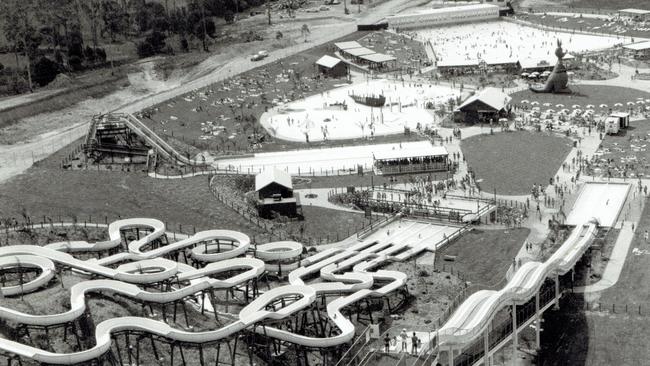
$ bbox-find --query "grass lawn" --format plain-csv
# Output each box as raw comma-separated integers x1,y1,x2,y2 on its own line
434,227,531,285
588,119,650,179
510,85,650,110
0,143,264,237
461,131,573,195
285,205,378,245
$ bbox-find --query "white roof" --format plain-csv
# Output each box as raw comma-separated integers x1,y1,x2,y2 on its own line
316,55,342,68
437,59,479,68
343,47,376,57
334,41,362,50
373,142,448,161
458,87,511,111
389,3,499,19
623,41,650,51
619,8,650,15
255,168,292,191
519,54,575,69
360,53,396,63
610,112,630,118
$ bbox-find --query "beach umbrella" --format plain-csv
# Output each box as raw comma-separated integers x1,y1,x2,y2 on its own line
556,104,565,108
627,101,636,106
531,101,539,105
572,104,581,108
614,103,623,107
586,104,594,109
521,99,530,104
599,104,608,108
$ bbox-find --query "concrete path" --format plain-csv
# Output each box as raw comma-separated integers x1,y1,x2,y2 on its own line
574,221,636,293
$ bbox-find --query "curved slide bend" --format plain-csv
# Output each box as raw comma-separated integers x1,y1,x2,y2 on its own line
437,221,597,348
0,217,437,363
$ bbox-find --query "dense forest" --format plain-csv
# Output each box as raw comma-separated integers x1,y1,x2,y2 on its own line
0,0,281,96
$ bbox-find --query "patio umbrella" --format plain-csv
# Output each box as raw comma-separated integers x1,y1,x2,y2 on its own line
532,106,541,111
531,101,539,105
546,109,555,113
556,104,565,108
599,104,608,108
521,73,529,77
586,104,594,109
614,103,623,107
637,100,645,104
627,101,636,106
528,74,537,79
543,102,551,107
521,99,530,104
572,104,581,108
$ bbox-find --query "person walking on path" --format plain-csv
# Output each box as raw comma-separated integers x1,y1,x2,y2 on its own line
411,332,419,355
400,329,408,352
384,334,391,353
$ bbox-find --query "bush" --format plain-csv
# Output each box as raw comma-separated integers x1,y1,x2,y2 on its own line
84,46,97,64
68,55,83,71
137,31,167,58
95,48,107,63
32,56,61,87
179,38,189,52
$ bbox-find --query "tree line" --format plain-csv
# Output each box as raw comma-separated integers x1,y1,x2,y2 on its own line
0,0,273,95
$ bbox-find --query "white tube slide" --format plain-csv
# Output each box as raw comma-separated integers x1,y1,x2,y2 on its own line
0,217,450,363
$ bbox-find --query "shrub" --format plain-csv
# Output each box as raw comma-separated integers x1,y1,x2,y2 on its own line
68,55,83,71
32,56,61,87
95,48,107,63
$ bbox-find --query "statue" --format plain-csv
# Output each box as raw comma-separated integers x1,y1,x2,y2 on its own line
530,39,571,94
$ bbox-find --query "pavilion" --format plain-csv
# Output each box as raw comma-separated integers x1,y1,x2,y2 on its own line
454,87,511,124
373,143,449,175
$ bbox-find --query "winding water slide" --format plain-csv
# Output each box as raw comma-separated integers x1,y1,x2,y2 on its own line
0,216,437,364
437,221,597,349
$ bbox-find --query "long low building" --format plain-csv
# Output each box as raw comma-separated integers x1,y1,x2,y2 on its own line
373,143,449,175
386,4,500,30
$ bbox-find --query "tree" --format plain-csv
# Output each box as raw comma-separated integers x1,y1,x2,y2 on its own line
193,18,216,52
101,0,128,42
36,0,77,50
1,0,41,92
32,56,61,86
81,0,102,48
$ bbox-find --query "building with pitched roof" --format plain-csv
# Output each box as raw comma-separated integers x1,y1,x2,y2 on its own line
455,88,511,124
255,169,300,218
